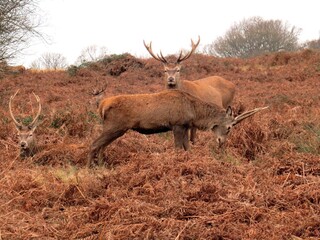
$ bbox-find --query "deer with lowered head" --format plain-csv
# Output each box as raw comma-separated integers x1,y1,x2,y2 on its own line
143,36,236,144
88,89,267,167
9,90,42,158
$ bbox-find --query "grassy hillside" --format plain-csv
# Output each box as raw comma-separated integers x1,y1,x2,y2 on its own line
0,50,319,239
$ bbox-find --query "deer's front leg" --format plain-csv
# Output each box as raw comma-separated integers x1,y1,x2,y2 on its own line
173,126,189,151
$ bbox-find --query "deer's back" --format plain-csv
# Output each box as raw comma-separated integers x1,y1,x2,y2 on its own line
181,76,235,108
99,91,196,128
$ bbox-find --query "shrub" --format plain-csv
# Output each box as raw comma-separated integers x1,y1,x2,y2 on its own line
207,17,301,58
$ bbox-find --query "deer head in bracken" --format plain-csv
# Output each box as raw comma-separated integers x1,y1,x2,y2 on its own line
9,90,42,158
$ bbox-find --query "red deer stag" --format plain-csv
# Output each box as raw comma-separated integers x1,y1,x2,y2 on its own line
88,90,267,166
143,37,236,144
9,90,42,158
90,80,107,108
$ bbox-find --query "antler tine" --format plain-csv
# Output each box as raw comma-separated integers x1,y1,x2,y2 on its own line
234,106,269,124
101,83,107,92
29,92,42,127
177,51,183,62
158,51,168,64
91,81,107,96
97,84,107,95
9,89,22,128
177,36,201,63
143,40,168,64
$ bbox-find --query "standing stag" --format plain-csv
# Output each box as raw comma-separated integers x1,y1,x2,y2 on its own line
9,90,42,158
143,36,236,144
88,90,267,166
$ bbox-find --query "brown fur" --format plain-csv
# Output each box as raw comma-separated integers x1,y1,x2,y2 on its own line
163,63,236,144
178,76,236,108
9,90,41,159
144,38,236,145
88,90,228,167
16,125,38,158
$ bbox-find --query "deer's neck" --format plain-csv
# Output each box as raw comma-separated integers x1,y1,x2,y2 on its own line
192,101,225,130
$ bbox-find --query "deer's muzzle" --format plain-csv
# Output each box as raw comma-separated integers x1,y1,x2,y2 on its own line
20,141,27,149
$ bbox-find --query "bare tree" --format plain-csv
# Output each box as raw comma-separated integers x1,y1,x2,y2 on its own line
202,44,217,56
31,52,67,70
29,59,42,70
207,17,301,58
76,45,109,65
0,0,43,62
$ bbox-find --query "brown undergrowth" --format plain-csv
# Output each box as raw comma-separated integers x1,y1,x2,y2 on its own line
0,50,319,239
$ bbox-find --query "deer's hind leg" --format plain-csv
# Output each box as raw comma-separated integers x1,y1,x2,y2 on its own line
88,129,126,167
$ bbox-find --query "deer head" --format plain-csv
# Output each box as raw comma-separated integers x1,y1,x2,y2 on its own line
144,36,200,89
90,80,107,107
212,106,269,147
9,89,42,158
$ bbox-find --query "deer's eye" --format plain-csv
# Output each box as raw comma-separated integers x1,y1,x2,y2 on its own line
29,134,33,137
176,69,180,73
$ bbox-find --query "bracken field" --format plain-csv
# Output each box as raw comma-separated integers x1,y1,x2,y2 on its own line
0,50,320,240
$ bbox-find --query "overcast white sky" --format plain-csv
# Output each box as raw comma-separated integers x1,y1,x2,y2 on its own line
17,0,320,66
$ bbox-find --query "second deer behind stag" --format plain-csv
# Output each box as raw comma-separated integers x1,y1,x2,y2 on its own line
90,79,107,108
143,36,236,143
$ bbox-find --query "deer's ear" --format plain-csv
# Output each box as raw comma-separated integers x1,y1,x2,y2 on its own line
226,106,233,117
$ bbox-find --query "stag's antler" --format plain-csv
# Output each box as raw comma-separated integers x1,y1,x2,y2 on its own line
9,90,42,129
143,40,168,64
176,36,200,63
9,89,22,129
29,92,42,128
233,106,269,125
91,84,107,96
144,36,200,64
